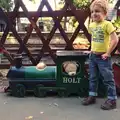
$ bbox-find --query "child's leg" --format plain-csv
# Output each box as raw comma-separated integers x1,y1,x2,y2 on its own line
82,53,99,105
97,57,117,110
97,57,117,100
89,54,99,97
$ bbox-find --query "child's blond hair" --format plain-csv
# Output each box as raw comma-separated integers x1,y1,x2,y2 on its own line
90,0,109,14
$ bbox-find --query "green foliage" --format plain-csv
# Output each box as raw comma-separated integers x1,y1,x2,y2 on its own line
59,0,114,9
112,17,120,30
59,0,90,9
0,0,13,12
72,0,90,9
0,0,35,12
72,0,113,9
108,0,113,4
59,0,64,5
29,0,36,4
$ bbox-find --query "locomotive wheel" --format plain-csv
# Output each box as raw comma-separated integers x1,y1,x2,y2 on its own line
58,89,69,97
12,84,26,97
34,84,46,97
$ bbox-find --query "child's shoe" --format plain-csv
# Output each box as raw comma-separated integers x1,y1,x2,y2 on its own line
82,96,96,105
101,99,116,110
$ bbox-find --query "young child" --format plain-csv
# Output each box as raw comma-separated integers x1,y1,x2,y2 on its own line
82,0,119,110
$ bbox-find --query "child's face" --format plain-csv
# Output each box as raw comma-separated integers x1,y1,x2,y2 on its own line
91,5,106,22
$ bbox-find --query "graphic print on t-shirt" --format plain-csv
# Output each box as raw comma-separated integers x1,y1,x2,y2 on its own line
92,26,104,43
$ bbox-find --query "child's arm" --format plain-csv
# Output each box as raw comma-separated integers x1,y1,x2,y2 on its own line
102,32,119,60
107,32,119,55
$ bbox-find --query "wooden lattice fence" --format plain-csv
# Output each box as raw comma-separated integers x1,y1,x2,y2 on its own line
0,0,119,68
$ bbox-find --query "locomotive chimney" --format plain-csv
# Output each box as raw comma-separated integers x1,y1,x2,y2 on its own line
14,54,22,69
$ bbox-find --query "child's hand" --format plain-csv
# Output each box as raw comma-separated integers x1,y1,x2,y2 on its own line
101,53,110,60
83,51,91,54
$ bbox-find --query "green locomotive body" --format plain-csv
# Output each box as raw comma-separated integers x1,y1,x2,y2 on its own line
5,51,106,97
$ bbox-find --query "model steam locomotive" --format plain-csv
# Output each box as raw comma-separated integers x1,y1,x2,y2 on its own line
5,51,108,97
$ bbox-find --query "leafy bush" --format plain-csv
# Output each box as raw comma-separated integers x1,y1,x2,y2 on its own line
112,17,120,30
72,0,90,9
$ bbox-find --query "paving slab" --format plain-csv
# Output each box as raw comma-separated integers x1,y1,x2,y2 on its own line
0,93,120,120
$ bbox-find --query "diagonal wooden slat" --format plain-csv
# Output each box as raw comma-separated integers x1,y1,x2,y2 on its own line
37,0,73,63
0,7,10,45
18,0,45,54
0,1,37,65
1,0,20,45
44,0,70,44
0,8,14,64
67,24,81,49
12,0,50,65
65,0,91,43
36,0,69,63
19,0,46,44
0,26,9,45
46,4,68,43
12,1,37,65
9,24,37,65
0,2,21,64
18,0,52,64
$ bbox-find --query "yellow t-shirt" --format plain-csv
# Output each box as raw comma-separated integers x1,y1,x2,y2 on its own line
88,20,116,52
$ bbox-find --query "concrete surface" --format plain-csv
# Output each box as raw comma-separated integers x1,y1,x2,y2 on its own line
0,93,120,120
